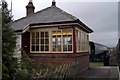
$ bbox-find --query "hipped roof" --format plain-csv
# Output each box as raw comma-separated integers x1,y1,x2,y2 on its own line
11,5,93,33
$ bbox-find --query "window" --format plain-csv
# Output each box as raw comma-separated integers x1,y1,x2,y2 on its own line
76,29,89,52
52,31,62,52
31,28,73,53
31,31,49,52
63,30,72,51
52,29,72,52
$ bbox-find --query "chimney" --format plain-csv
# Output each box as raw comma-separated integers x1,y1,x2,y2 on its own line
52,0,56,6
26,0,35,16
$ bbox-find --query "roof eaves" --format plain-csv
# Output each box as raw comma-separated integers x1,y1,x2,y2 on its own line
76,19,93,33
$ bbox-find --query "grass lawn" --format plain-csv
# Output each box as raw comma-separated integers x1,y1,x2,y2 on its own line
89,62,104,67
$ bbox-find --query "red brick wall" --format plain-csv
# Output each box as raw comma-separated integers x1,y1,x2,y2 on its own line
29,53,89,72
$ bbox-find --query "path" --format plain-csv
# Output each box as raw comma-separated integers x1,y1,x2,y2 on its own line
77,66,119,80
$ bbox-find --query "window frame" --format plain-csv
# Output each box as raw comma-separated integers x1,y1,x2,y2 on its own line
76,28,89,52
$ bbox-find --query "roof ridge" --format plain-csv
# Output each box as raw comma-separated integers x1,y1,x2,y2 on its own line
13,6,78,23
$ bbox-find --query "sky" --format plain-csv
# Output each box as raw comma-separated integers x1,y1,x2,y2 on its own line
5,0,119,47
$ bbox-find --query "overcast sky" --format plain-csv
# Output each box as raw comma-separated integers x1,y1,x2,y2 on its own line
6,0,119,47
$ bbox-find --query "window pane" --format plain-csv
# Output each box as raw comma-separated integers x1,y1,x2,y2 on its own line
36,32,39,38
63,37,67,45
45,39,49,44
53,45,56,51
45,32,49,37
52,38,55,44
57,37,61,42
41,45,44,51
45,45,49,51
57,45,61,51
36,39,39,44
41,32,44,38
68,37,72,44
41,39,44,44
63,45,67,51
68,45,72,51
32,45,35,51
32,39,35,44
32,32,35,39
36,46,39,51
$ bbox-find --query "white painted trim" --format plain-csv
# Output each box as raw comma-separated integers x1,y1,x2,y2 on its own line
22,24,30,33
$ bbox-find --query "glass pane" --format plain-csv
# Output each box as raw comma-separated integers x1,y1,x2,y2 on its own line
45,32,49,37
57,37,61,42
45,45,49,51
36,39,39,44
68,45,72,51
32,39,35,44
57,37,61,45
36,32,39,38
41,39,44,44
41,45,44,51
36,46,39,51
63,37,67,45
63,45,67,51
68,37,72,44
57,45,61,51
58,41,61,45
32,45,35,51
53,45,56,51
32,32,35,39
52,38,55,44
41,32,44,38
45,39,49,44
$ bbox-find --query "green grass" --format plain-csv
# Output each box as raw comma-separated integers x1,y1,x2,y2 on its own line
89,62,104,67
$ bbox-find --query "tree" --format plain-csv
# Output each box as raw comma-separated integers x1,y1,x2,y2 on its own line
2,0,18,79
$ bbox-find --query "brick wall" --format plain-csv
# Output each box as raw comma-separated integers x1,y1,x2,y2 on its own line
30,53,89,77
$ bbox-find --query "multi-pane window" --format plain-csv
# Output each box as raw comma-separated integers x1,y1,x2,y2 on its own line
63,30,72,51
52,31,62,52
76,29,88,52
31,29,73,52
31,28,89,52
52,29,72,52
31,31,49,52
